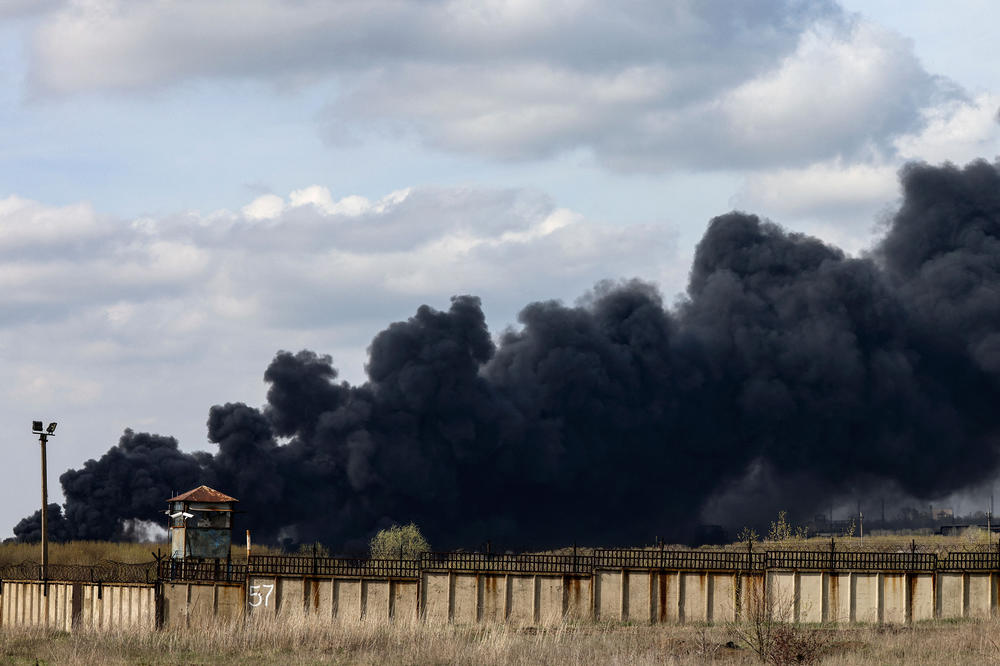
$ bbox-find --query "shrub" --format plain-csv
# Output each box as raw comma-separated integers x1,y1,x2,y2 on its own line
369,523,431,560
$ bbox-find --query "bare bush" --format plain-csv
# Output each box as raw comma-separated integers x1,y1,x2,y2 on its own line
728,575,826,665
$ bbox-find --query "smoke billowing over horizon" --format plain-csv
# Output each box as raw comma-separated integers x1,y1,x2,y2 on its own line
14,159,1000,550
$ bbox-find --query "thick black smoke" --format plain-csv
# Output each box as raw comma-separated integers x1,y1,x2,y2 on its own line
17,160,1000,548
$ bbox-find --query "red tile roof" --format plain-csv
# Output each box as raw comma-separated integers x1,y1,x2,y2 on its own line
167,485,238,503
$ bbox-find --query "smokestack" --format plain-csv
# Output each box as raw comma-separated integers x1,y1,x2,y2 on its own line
14,159,1000,549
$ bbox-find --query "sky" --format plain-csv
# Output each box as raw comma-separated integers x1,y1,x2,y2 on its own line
1,0,998,538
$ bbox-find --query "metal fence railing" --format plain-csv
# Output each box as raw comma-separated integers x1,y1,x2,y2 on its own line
419,552,593,575
157,558,247,583
764,550,937,572
6,546,1000,585
593,549,765,571
936,552,1000,571
249,555,419,579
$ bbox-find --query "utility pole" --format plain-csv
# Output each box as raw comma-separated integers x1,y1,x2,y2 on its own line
32,421,57,582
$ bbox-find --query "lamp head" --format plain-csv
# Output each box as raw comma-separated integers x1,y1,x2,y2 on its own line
46,422,57,434
32,421,43,433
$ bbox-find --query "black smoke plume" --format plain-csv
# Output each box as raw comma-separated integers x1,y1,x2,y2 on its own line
16,160,1000,549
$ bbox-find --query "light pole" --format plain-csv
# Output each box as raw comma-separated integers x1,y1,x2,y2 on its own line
31,421,57,581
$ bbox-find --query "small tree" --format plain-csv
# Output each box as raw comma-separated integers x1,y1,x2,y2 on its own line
369,523,431,560
768,511,793,542
738,526,760,545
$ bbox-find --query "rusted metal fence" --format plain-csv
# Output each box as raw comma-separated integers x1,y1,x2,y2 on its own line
936,551,1000,571
764,550,937,571
6,546,1000,584
249,555,419,578
157,558,246,583
594,549,764,571
420,552,593,575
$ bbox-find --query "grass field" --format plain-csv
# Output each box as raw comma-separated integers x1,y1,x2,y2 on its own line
2,615,1000,665
0,540,288,568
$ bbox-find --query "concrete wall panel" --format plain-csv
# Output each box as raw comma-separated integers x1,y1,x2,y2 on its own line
826,574,850,623
363,580,391,622
276,578,305,618
938,573,964,620
162,583,185,628
967,573,992,619
303,579,331,617
853,574,879,624
658,572,681,623
217,585,245,620
565,576,591,622
478,575,505,623
451,574,477,624
393,581,418,623
334,579,362,622
882,574,907,625
507,575,536,626
681,572,708,623
248,577,278,618
707,574,733,624
626,571,652,624
188,582,216,623
767,572,796,623
797,573,823,624
596,571,621,621
422,573,450,624
909,574,934,623
538,576,564,626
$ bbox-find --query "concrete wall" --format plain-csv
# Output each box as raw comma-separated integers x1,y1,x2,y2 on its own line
419,572,592,625
3,567,1000,631
243,576,418,624
0,581,155,631
162,581,243,628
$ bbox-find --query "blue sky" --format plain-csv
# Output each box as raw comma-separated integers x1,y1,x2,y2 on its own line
1,0,998,537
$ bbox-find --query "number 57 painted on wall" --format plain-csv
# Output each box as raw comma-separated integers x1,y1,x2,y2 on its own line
249,583,275,607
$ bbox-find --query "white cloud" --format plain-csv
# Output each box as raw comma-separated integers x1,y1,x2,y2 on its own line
241,193,284,221
895,93,1000,165
23,0,959,170
0,195,107,249
734,160,898,219
732,159,899,253
0,186,675,335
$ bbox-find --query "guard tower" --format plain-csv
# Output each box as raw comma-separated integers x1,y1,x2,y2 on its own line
166,485,237,559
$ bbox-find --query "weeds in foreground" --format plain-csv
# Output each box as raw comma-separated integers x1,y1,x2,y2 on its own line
5,615,1000,665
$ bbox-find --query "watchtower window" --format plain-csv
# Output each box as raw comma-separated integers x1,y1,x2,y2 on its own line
194,511,230,529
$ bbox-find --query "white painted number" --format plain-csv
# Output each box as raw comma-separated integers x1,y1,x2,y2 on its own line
249,584,275,607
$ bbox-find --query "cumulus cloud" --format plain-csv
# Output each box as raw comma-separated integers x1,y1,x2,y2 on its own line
23,0,960,170
895,93,1000,164
728,90,1000,253
0,186,673,334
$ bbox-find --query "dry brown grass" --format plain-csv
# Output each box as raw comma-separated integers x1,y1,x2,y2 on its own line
3,616,1000,665
0,541,287,568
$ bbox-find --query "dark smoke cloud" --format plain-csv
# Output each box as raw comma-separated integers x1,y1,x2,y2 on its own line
18,159,1000,548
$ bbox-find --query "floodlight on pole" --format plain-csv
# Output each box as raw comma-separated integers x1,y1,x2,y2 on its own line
32,420,55,587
